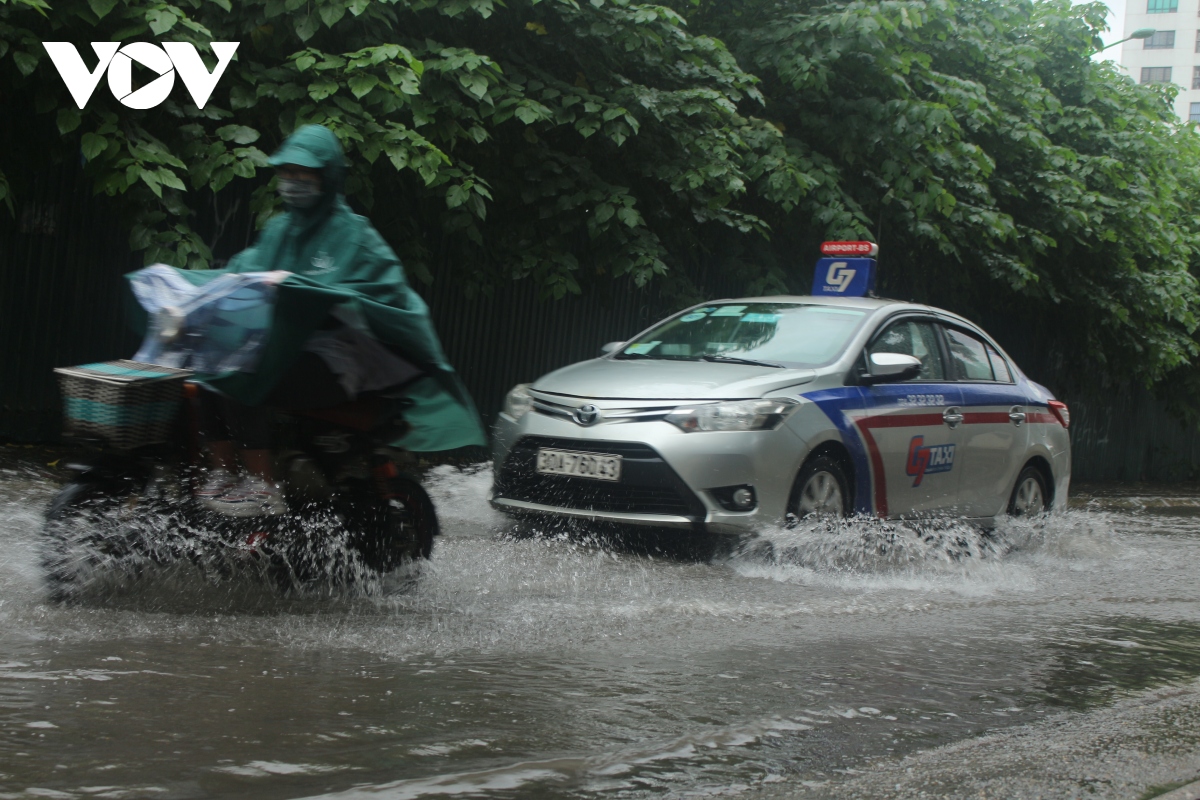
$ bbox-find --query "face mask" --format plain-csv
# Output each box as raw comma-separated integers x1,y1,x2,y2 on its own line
278,178,322,209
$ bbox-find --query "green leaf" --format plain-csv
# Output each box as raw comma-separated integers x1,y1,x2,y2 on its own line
348,74,379,99
235,147,270,167
111,21,150,39
446,183,469,208
157,169,186,191
81,133,108,161
295,54,317,71
12,51,37,77
87,0,119,19
216,125,261,144
308,78,339,100
349,0,369,15
467,192,486,219
514,104,546,124
295,12,320,41
129,225,155,251
319,2,347,27
617,206,639,227
459,74,489,99
146,8,179,35
385,143,409,171
232,158,257,179
57,108,81,135
229,84,257,110
140,170,164,198
594,203,614,224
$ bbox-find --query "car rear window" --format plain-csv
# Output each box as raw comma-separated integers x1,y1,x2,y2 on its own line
986,344,1012,383
617,303,867,368
945,328,995,381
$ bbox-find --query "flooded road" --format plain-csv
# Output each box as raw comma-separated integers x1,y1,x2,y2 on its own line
3,461,1200,799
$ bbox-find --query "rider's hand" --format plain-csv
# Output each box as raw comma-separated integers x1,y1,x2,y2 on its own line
264,270,293,285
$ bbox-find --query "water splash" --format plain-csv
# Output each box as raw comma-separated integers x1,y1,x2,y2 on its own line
725,508,1126,600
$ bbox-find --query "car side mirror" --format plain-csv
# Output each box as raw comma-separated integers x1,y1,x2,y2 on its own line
600,341,625,356
863,352,922,384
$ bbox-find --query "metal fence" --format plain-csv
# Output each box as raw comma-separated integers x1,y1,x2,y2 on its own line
0,166,140,443
5,164,1200,482
0,163,669,446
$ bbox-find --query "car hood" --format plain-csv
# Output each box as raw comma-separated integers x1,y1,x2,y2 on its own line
532,358,818,400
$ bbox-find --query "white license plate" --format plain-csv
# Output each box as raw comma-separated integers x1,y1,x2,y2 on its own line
535,448,622,482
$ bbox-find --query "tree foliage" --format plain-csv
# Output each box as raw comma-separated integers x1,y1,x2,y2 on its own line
680,0,1200,391
0,0,779,296
2,0,1200,399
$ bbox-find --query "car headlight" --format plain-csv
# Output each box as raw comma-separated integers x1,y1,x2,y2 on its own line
503,384,534,421
665,398,798,432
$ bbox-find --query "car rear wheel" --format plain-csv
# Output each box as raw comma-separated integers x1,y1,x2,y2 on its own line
1008,465,1049,517
789,455,851,522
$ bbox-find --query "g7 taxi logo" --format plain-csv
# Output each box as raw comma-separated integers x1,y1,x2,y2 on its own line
906,436,955,487
824,262,857,293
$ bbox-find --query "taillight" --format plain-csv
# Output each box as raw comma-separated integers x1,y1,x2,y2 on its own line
1048,400,1069,429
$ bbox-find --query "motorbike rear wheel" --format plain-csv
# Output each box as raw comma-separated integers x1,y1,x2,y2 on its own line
349,474,439,572
269,473,438,593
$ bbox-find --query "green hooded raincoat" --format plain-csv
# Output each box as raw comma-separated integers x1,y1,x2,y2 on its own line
126,125,486,452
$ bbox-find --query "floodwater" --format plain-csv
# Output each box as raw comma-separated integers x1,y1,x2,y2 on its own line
3,462,1200,799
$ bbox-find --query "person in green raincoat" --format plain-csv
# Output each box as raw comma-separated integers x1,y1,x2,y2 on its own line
141,124,485,516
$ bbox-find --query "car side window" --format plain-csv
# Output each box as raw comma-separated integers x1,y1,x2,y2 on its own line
867,320,946,381
985,344,1012,383
944,327,995,381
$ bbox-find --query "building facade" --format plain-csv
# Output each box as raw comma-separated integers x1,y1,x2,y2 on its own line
1119,0,1200,122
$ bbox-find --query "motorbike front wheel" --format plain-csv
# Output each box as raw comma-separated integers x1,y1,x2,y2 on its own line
42,478,145,601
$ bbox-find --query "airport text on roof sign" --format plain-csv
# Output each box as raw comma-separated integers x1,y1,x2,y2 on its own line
820,241,878,257
812,242,878,298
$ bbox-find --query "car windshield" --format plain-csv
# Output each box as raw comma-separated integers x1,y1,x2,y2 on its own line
614,303,867,368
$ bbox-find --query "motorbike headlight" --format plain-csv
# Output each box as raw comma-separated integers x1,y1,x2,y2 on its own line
665,398,798,432
503,384,534,421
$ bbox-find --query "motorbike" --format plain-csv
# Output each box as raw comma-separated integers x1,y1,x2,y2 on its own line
42,369,439,600
42,272,448,597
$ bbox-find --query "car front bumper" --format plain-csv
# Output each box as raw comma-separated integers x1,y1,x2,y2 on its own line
490,400,807,534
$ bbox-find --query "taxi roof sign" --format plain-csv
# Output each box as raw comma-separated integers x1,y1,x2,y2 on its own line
820,241,878,257
812,257,876,297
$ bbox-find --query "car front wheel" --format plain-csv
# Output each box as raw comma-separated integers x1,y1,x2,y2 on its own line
789,455,851,522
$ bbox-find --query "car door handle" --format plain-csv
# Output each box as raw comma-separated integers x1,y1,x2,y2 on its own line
1009,406,1026,426
943,407,964,428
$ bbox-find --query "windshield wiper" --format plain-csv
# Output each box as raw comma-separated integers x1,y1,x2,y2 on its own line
699,355,786,369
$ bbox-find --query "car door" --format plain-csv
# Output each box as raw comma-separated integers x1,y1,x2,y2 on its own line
941,325,1030,517
857,317,964,517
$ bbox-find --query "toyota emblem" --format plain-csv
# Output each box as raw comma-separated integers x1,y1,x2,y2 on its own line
574,404,600,426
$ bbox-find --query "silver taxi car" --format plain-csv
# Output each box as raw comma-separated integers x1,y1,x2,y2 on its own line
490,295,1071,534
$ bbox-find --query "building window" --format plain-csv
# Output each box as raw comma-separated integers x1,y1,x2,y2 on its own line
1141,66,1173,83
1194,66,1200,88
1191,102,1200,122
1195,30,1200,51
1144,30,1176,47
1148,0,1178,12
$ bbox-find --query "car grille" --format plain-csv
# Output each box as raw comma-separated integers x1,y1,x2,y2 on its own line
531,395,677,425
495,436,704,518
